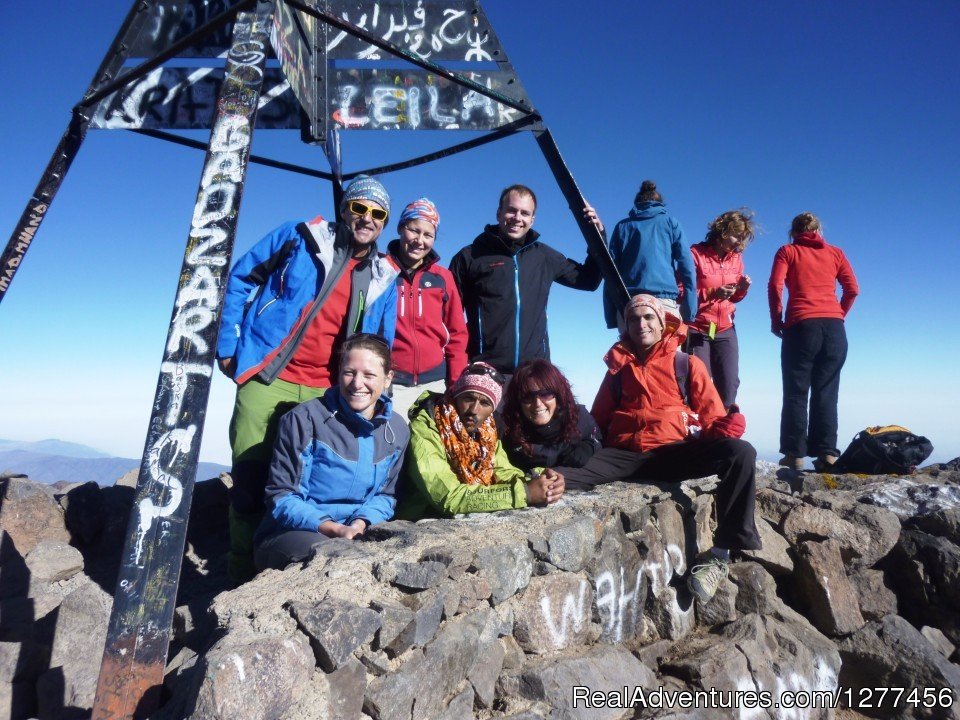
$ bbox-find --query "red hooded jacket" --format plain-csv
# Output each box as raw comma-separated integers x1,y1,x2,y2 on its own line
767,232,859,332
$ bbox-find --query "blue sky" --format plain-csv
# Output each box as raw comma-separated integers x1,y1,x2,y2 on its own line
1,1,958,466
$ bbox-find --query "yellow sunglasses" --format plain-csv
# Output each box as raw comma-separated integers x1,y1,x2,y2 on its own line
347,200,388,222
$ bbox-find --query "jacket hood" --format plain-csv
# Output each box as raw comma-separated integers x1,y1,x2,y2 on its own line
386,239,441,271
792,231,826,248
606,322,687,374
629,201,668,220
322,386,394,434
474,224,541,254
408,389,444,423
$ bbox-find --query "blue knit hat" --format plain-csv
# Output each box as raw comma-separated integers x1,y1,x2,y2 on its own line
341,175,391,216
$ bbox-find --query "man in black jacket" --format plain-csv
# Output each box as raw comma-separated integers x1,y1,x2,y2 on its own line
449,184,603,380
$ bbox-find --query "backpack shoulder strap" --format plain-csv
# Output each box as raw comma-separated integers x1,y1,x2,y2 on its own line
674,349,691,406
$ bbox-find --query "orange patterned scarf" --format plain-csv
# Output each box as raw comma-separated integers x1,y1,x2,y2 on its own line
434,400,498,486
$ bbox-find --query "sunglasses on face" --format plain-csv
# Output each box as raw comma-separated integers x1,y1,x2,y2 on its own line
347,200,388,222
463,364,505,386
520,389,556,404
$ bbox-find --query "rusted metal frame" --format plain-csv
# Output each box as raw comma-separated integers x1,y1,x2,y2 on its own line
284,0,537,118
0,0,158,304
79,0,257,109
91,5,272,718
534,128,630,311
132,127,335,180
342,113,540,180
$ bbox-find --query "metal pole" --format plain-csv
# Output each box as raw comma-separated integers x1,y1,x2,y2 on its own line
534,128,630,311
91,5,272,718
0,0,154,304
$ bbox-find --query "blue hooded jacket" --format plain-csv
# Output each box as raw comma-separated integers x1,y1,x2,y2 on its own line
603,201,697,327
255,387,410,542
217,217,399,384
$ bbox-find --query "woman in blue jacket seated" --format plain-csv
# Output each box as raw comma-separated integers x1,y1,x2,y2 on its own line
500,359,602,472
254,333,410,571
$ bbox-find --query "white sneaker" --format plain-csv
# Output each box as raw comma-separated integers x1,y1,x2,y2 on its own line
688,557,729,603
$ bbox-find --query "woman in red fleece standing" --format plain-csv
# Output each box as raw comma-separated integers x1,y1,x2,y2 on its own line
687,209,756,409
768,212,859,472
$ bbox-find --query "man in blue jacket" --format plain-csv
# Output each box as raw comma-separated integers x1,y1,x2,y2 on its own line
216,175,399,582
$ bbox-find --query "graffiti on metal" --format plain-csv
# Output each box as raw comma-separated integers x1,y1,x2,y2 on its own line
326,0,502,61
331,68,520,130
126,1,507,64
272,0,318,122
92,9,270,718
125,0,246,58
88,67,299,130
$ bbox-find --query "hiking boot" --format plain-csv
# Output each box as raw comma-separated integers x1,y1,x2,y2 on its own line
778,455,804,471
687,556,729,603
813,454,839,473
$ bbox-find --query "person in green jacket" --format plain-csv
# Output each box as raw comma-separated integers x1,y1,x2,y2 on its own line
396,362,565,518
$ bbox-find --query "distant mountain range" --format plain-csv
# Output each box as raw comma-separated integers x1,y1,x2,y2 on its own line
0,439,229,486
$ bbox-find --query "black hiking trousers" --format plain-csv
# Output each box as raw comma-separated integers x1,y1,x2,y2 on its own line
556,438,761,551
779,318,848,459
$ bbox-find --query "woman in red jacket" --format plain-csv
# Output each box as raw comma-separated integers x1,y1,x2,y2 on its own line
768,212,859,472
687,209,756,409
386,198,469,420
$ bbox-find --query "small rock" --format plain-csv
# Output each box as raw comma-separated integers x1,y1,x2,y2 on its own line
782,504,869,562
920,625,956,660
390,561,448,591
0,477,70,557
0,638,47,683
290,598,381,671
188,632,314,720
754,488,803,526
517,646,657,719
438,684,474,720
838,615,960,719
323,657,367,720
695,576,737,627
358,648,392,677
370,598,414,651
728,561,783,615
512,572,593,654
35,579,111,719
385,590,444,656
364,650,424,720
500,635,525,670
848,568,898,621
468,638,505,708
741,517,794,575
543,517,597,572
795,539,865,636
455,574,492,613
472,543,533,605
619,503,652,533
691,494,714,555
24,539,84,584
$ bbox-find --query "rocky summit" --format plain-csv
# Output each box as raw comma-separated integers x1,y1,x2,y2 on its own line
1,461,959,720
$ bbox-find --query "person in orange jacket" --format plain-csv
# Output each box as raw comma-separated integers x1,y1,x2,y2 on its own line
555,294,761,603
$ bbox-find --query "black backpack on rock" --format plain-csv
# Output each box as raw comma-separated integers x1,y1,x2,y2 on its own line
834,425,933,475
